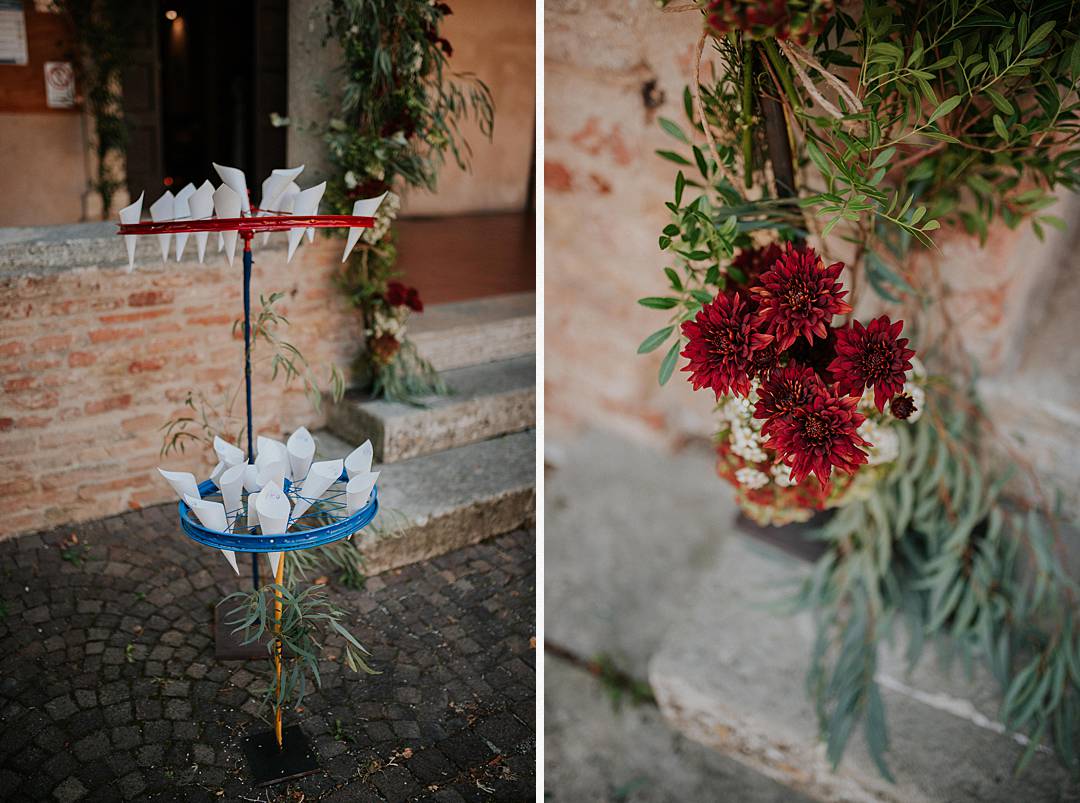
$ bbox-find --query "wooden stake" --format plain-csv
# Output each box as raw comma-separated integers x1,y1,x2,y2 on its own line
273,553,285,749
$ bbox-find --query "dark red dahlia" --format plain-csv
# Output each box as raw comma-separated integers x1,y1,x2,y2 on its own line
405,286,423,313
705,0,835,44
729,242,784,289
828,315,915,412
680,291,774,399
786,325,837,383
385,281,408,307
750,245,851,352
766,389,869,488
748,341,783,381
753,362,826,434
890,392,916,420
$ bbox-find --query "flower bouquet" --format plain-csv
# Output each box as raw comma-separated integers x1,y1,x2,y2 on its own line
676,243,924,525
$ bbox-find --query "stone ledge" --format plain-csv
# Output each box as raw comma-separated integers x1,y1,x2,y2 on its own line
648,532,1076,803
315,428,535,575
407,292,535,372
326,355,535,463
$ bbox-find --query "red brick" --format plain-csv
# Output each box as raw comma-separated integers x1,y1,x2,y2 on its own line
68,352,96,367
89,327,144,344
128,290,175,307
84,394,132,415
545,160,573,192
4,376,35,392
0,341,25,357
0,418,13,432
99,309,170,324
128,357,166,374
187,314,234,326
33,334,73,353
15,415,51,429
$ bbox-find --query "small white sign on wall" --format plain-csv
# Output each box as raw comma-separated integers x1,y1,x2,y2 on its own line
0,0,28,66
44,60,74,108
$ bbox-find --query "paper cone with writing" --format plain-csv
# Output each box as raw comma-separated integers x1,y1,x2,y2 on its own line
219,463,247,526
286,426,315,483
344,441,374,479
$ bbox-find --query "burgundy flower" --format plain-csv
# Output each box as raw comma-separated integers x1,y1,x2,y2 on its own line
729,242,784,288
405,286,423,313
748,341,783,382
385,281,408,307
766,389,869,488
705,0,835,44
786,325,837,383
750,245,851,352
828,315,915,412
753,362,826,434
680,291,773,399
890,392,917,421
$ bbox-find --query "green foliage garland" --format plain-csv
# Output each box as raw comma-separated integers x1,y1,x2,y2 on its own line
322,0,494,402
643,0,1080,779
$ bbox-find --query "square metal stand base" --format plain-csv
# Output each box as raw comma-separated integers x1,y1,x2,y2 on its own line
214,601,269,661
241,725,321,787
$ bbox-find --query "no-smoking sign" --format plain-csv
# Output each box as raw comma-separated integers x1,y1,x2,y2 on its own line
44,60,74,108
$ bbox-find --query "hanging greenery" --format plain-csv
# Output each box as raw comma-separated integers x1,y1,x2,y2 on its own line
641,0,1080,779
58,0,141,218
321,0,494,403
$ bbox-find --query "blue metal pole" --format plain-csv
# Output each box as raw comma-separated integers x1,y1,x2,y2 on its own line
242,233,259,590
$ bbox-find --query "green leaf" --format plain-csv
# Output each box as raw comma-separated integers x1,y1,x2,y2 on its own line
675,171,686,206
656,150,692,166
1024,20,1055,51
928,95,962,125
659,117,690,144
992,115,1010,141
693,146,710,179
638,296,678,309
658,340,681,386
664,267,682,290
638,326,674,354
985,88,1014,115
870,147,896,169
689,289,714,305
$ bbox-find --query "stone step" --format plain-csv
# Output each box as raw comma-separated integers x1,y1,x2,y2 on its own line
313,428,535,575
408,291,535,371
647,530,1074,803
326,355,535,463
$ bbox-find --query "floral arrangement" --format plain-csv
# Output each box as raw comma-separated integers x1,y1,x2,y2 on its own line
686,243,926,524
643,0,1080,780
321,0,493,402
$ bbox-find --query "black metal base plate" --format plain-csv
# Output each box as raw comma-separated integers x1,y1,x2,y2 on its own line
241,725,321,787
214,600,270,661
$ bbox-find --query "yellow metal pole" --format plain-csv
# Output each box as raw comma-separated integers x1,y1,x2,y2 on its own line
274,553,285,749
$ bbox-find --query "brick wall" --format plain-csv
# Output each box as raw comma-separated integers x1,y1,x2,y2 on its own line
0,226,360,539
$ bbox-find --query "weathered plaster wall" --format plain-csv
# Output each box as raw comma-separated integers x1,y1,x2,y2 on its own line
0,113,91,226
543,0,1080,511
288,0,535,215
0,227,358,539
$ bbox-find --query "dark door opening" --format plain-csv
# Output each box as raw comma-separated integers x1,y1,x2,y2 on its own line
123,1,287,199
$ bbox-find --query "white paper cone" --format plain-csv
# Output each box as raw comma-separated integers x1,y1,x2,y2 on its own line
212,184,242,266
173,183,196,260
186,494,240,574
261,181,301,244
256,485,291,534
344,441,374,479
287,182,326,262
256,460,287,491
218,232,224,252
243,463,261,493
189,181,214,263
292,458,343,520
119,192,143,272
346,471,379,515
213,435,245,468
209,460,226,486
286,426,315,483
246,491,260,530
341,193,388,262
260,166,305,211
256,436,289,478
221,549,240,574
219,463,246,525
266,551,284,577
157,468,200,501
212,162,250,214
149,190,175,264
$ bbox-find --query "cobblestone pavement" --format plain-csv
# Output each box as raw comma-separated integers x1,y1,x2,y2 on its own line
0,505,535,801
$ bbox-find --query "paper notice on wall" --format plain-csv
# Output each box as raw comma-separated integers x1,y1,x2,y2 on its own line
44,61,74,108
0,1,28,66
